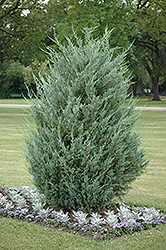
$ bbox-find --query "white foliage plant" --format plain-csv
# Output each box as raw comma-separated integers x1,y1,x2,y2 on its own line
72,210,88,224
0,186,165,227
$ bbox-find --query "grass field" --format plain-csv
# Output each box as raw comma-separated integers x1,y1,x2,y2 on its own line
0,99,27,104
0,101,166,249
134,96,166,107
0,218,166,250
121,111,166,210
0,108,33,188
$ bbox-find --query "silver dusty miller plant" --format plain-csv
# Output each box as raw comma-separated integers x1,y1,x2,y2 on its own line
32,202,45,213
0,193,14,210
0,193,8,207
72,210,88,224
90,212,105,227
5,201,14,210
0,186,165,226
8,190,28,213
104,210,118,225
21,186,46,214
37,207,52,218
117,203,139,223
51,209,70,222
139,207,164,222
21,186,46,204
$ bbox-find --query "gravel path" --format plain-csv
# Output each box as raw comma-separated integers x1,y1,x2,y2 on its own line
0,104,166,111
134,107,166,112
0,104,31,108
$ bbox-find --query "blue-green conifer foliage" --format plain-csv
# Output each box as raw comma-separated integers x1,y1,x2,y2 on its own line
24,28,148,213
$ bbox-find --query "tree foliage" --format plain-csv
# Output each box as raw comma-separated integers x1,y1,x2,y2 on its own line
130,0,166,100
0,0,49,64
1,0,165,99
23,29,148,213
23,60,49,93
0,60,25,97
42,0,166,99
46,0,134,49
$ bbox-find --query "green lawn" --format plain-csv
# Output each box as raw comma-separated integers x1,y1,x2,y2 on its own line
0,218,166,250
0,104,166,249
0,98,27,104
120,111,166,210
135,96,166,107
0,108,33,188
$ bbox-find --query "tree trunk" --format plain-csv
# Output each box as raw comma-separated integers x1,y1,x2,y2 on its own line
129,77,143,96
152,76,161,101
143,58,161,101
136,78,143,95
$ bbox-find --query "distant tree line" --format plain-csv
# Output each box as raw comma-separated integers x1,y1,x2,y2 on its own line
0,0,166,100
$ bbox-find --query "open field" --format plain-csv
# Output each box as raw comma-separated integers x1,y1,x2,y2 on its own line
0,99,27,104
0,103,166,249
120,111,166,210
0,108,33,188
134,96,166,107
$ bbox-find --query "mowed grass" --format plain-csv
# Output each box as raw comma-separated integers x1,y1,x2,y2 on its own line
132,96,166,107
0,103,166,249
0,98,27,104
0,108,34,188
0,217,166,250
121,111,166,210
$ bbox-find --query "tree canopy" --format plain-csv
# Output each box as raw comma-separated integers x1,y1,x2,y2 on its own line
130,0,166,100
0,0,166,99
0,0,49,64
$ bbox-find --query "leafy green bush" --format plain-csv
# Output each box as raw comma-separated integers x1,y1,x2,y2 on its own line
0,60,25,97
23,28,148,213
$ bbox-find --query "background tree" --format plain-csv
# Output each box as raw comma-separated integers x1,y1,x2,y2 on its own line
0,60,25,97
1,0,165,99
46,0,166,100
23,60,49,95
0,0,49,64
46,0,134,49
0,0,50,96
127,46,152,96
130,0,166,100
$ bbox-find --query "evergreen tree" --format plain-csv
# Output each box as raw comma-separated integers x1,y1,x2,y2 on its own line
23,28,148,213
